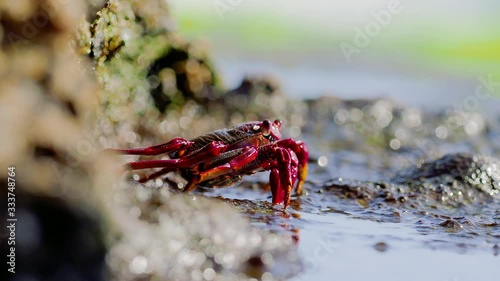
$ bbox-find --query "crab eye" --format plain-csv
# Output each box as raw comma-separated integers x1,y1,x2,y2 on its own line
261,120,272,137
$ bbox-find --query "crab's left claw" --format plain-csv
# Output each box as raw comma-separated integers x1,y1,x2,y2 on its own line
270,147,299,208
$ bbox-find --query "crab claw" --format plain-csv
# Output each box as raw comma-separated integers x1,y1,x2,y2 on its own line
269,147,299,208
294,140,309,195
274,139,309,196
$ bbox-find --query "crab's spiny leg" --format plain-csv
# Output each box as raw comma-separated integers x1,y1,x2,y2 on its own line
270,168,285,205
127,141,227,170
183,146,259,192
137,168,172,183
109,137,193,156
136,141,233,183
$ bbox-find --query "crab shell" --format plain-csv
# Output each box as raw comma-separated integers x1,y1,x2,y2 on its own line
171,119,283,158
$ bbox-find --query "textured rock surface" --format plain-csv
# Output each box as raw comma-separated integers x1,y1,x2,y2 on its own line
394,153,500,202
0,0,100,195
1,1,301,280
0,1,109,280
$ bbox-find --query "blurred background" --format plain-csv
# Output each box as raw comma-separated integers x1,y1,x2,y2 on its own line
171,0,500,106
1,1,499,280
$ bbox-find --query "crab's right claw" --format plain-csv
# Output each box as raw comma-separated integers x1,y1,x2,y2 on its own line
295,141,309,195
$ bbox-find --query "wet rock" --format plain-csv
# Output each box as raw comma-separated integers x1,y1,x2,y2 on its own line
323,182,375,201
0,189,107,281
439,219,463,230
317,153,500,210
303,96,490,158
373,242,389,252
147,45,219,112
222,76,283,119
107,182,300,281
82,0,224,146
393,153,500,203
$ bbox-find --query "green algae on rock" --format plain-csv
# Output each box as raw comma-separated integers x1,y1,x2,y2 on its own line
85,0,221,139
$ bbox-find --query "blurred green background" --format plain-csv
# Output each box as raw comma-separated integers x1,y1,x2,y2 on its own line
170,0,500,97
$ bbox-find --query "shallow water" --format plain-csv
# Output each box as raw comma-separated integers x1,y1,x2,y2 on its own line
293,213,499,281
200,57,500,280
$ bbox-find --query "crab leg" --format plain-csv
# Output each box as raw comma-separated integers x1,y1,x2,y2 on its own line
270,148,299,208
127,141,227,170
109,137,193,156
275,139,309,195
183,146,259,192
136,168,172,183
270,168,285,204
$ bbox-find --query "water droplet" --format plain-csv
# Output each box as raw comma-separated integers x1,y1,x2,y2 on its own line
203,268,216,281
261,253,274,266
155,178,163,187
262,272,274,281
350,108,364,122
435,126,448,139
147,75,160,89
129,255,148,274
318,156,328,167
180,116,191,129
125,132,137,143
334,108,349,124
390,139,401,150
465,120,480,136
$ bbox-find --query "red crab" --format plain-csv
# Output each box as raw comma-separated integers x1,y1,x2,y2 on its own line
110,119,309,208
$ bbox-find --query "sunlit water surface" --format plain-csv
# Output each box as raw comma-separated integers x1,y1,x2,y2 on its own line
203,55,500,281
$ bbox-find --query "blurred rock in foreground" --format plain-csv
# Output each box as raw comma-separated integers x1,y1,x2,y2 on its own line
1,0,301,280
